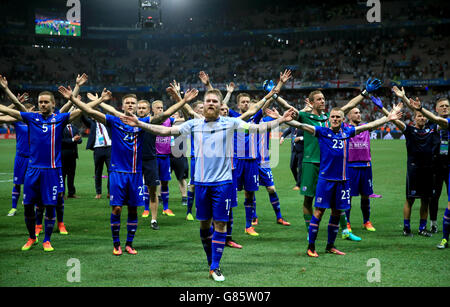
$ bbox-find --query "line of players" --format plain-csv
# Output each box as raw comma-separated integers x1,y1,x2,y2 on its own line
0,70,448,282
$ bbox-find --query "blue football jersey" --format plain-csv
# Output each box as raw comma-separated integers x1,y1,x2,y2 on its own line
13,122,30,157
257,116,275,167
229,109,263,159
20,112,70,168
315,125,356,181
106,114,150,173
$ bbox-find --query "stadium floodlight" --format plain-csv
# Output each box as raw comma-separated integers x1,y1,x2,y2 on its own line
141,0,160,10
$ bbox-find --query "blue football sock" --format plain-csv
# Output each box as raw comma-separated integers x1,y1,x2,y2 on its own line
200,227,213,265
227,209,234,239
56,194,64,223
143,185,150,211
269,192,282,220
35,205,44,226
361,198,371,224
24,204,36,239
187,190,194,214
126,213,138,245
253,195,258,219
110,213,121,245
244,198,254,228
43,206,56,243
210,231,227,270
308,216,321,245
442,208,450,240
327,215,340,245
11,185,20,209
419,219,427,231
161,185,169,211
404,219,411,230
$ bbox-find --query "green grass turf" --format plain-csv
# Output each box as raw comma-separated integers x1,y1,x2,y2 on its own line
35,24,81,37
0,138,449,287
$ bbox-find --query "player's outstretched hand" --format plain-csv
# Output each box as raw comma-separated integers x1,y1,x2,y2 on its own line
166,86,180,102
120,114,139,127
226,82,235,93
100,88,112,101
366,78,381,93
87,92,99,101
17,92,29,103
409,97,422,110
183,88,199,102
172,80,181,93
280,107,297,123
198,71,210,86
392,86,406,99
304,97,313,111
58,86,73,100
76,73,88,86
388,103,403,121
0,75,8,89
265,107,281,119
279,69,292,83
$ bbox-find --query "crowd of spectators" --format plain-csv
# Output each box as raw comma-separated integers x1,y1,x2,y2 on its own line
0,30,448,91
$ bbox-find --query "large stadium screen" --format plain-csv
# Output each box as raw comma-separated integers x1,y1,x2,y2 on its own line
35,8,81,37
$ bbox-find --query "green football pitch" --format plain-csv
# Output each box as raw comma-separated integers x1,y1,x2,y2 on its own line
35,24,81,37
0,138,449,287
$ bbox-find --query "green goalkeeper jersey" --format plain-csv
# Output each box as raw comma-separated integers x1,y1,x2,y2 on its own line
297,111,330,163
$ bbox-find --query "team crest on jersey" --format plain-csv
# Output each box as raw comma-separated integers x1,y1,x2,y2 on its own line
133,127,139,132
342,133,347,137
51,117,56,123
316,197,322,203
302,186,307,191
35,118,39,121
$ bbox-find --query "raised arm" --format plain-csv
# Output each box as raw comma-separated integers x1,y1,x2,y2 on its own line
150,87,199,124
199,71,214,91
409,96,448,128
239,70,291,121
355,103,403,135
222,82,235,105
246,107,297,133
370,95,406,131
169,80,203,119
68,88,112,122
283,119,316,135
58,86,108,124
0,75,28,112
86,92,123,118
0,104,22,121
341,78,381,114
120,114,181,136
0,114,19,123
60,73,88,113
